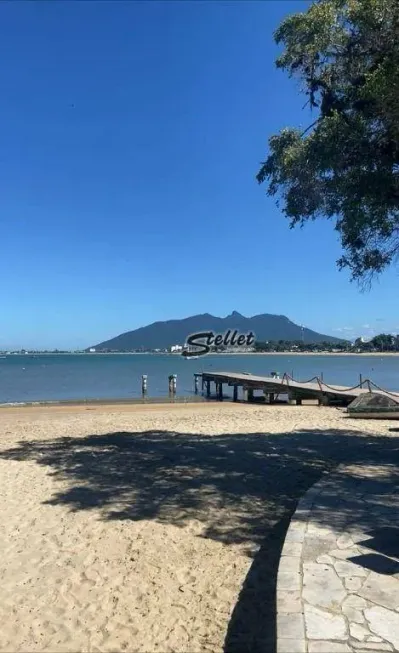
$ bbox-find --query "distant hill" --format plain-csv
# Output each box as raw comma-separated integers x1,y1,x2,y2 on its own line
88,311,344,351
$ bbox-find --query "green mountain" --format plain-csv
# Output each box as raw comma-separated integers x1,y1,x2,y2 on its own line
89,311,344,351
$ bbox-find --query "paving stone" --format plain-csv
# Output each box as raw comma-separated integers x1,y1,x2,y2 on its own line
307,524,337,537
337,534,355,549
285,527,306,543
334,560,368,578
330,548,362,560
351,642,393,651
308,642,351,652
304,604,347,640
302,536,337,561
303,563,346,610
278,571,301,591
277,465,399,653
295,509,311,520
303,563,334,576
279,556,301,573
297,497,314,511
277,590,302,613
277,638,306,652
341,604,365,623
350,623,372,641
359,572,399,611
350,531,374,544
283,542,302,557
364,605,399,650
277,613,305,639
342,595,368,610
345,576,364,591
317,554,335,564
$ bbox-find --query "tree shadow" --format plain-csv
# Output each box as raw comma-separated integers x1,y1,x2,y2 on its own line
0,427,397,652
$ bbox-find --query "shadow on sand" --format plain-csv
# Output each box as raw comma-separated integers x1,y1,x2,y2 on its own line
0,427,397,652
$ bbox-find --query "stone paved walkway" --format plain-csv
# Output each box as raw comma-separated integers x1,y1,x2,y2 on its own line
277,463,399,653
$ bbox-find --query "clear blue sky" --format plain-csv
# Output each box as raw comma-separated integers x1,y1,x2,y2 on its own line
1,0,398,350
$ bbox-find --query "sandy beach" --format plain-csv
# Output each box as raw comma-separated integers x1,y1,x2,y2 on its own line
0,402,397,652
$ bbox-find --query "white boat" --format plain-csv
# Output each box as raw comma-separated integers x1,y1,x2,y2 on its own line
182,344,200,360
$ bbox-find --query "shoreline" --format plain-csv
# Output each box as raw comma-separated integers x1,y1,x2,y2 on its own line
0,395,209,410
0,401,226,415
3,351,399,357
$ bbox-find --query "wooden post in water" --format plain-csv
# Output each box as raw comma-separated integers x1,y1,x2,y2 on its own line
233,385,238,402
206,379,211,397
141,374,148,397
359,373,363,388
168,374,177,395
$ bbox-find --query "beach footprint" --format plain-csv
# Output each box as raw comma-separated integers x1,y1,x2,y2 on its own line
176,567,197,590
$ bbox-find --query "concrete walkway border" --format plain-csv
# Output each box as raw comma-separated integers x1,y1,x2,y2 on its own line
276,463,399,653
277,471,329,653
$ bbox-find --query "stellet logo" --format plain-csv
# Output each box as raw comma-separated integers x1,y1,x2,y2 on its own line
182,330,255,357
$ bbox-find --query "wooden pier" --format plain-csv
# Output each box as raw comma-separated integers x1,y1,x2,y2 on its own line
200,371,399,406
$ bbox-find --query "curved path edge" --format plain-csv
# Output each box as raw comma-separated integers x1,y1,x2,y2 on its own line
276,462,399,653
276,471,330,653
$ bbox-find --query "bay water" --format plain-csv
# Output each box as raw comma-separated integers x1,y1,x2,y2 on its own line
0,353,398,404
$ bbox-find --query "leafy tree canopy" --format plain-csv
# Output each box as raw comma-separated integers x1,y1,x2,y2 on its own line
257,0,399,280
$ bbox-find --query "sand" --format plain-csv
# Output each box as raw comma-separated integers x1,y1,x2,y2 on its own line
0,402,396,652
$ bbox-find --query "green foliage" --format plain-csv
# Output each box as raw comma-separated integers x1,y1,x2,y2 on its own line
257,0,399,280
356,332,399,351
254,339,351,352
255,334,399,352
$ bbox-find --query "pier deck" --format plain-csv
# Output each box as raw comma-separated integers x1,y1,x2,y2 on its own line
200,371,399,406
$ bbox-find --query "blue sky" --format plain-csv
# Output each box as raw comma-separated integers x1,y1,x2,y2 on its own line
1,0,398,350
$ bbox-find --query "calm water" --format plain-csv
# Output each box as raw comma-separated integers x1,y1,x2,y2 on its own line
0,353,398,404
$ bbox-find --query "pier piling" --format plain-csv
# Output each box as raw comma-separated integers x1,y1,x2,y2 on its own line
206,379,211,397
199,371,398,407
168,374,177,395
